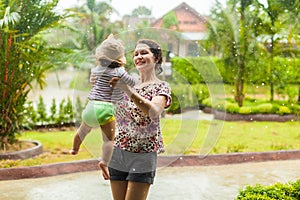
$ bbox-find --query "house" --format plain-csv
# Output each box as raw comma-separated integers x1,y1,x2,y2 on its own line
122,15,156,30
152,2,207,57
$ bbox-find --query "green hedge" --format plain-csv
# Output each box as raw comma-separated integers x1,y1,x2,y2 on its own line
22,96,85,128
236,179,300,200
201,98,300,115
171,56,224,84
167,83,209,113
171,56,300,85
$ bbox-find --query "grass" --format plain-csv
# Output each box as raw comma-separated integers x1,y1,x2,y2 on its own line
1,118,299,168
161,119,300,154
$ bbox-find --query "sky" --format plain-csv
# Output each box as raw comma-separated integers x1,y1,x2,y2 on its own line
57,0,227,20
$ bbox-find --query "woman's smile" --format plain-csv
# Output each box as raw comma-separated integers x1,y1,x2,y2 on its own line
134,43,155,72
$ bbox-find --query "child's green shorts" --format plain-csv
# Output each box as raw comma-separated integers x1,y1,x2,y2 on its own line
82,100,116,127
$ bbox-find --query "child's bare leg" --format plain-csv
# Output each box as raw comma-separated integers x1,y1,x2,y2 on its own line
70,122,92,155
98,120,115,180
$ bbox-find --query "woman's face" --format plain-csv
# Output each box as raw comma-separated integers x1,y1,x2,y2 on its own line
133,43,156,73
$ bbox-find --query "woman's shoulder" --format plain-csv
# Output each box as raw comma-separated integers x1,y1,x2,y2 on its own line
154,81,171,88
146,81,171,94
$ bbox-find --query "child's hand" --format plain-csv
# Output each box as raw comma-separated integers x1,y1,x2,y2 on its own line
69,149,78,155
90,73,97,85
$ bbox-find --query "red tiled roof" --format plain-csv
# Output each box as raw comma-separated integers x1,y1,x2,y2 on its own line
152,2,207,32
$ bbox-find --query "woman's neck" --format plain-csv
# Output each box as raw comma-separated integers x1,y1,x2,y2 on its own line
139,73,158,83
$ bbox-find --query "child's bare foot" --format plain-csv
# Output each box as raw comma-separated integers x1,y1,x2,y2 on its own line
98,161,110,180
69,149,78,155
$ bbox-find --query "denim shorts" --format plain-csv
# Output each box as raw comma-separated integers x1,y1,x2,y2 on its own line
108,148,157,184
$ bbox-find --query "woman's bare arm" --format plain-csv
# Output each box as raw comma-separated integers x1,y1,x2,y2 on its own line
109,77,167,119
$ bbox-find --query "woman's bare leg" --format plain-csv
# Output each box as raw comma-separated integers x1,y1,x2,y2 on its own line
98,120,115,180
110,180,150,200
70,122,92,155
125,181,151,200
110,180,128,200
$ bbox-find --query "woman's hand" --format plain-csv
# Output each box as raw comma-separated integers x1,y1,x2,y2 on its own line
109,77,132,94
109,77,167,119
108,77,120,88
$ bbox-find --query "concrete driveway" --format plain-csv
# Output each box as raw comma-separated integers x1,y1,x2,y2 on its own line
1,159,299,200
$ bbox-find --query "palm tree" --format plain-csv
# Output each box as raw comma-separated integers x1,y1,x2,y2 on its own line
207,0,258,106
0,0,62,148
254,0,300,101
67,0,119,53
59,0,122,73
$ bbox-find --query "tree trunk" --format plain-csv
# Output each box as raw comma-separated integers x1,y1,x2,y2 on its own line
270,82,274,102
235,64,245,107
298,85,300,104
234,2,246,107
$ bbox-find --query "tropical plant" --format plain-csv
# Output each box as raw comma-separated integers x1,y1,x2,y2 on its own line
253,0,300,101
55,0,123,79
0,0,62,149
207,0,300,106
207,0,259,106
66,0,119,53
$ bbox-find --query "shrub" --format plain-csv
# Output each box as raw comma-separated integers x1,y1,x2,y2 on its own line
239,106,252,114
191,84,210,105
21,96,83,128
74,96,84,122
236,179,300,200
23,101,38,128
201,98,299,116
289,104,300,115
225,102,240,113
171,57,213,84
252,103,274,114
49,99,57,124
64,97,74,123
167,84,209,113
167,92,181,113
277,106,291,115
287,87,298,103
37,95,48,125
202,98,212,107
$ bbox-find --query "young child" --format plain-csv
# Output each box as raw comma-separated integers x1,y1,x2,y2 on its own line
70,34,136,180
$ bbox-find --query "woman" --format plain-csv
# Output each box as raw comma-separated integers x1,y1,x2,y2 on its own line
107,39,172,200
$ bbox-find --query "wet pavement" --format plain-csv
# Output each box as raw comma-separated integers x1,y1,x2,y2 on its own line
0,159,299,200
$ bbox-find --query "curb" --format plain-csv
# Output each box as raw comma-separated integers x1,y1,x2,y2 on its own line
0,140,43,160
1,150,300,181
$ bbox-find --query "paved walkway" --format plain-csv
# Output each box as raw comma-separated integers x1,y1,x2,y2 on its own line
1,159,299,200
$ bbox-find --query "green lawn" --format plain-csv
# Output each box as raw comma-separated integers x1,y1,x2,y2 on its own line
0,119,299,168
161,119,300,154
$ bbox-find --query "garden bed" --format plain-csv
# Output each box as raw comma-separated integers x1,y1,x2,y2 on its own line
203,107,299,122
0,140,43,160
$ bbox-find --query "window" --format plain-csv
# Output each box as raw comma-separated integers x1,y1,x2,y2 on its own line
188,43,199,57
